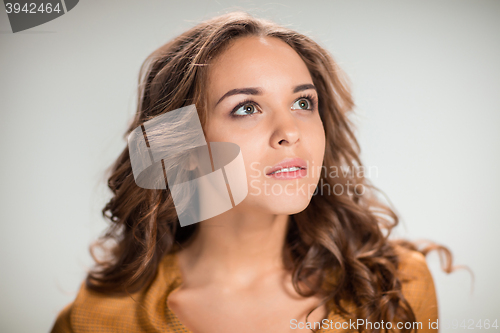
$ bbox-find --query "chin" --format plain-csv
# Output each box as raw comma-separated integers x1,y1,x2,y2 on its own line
262,195,312,215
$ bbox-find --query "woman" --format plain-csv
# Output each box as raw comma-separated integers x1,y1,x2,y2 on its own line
52,11,454,333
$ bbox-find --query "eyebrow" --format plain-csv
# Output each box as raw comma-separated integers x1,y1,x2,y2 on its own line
215,83,317,106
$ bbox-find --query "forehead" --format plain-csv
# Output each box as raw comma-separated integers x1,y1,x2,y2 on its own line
206,36,313,100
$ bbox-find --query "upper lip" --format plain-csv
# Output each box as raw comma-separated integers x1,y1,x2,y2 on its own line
265,157,307,175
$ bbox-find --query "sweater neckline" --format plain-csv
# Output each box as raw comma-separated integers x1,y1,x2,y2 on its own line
159,251,338,333
160,252,192,332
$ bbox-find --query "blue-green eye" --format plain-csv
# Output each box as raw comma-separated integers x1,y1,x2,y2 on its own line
233,103,258,116
292,98,312,110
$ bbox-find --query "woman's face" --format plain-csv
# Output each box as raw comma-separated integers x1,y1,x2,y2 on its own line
204,36,326,215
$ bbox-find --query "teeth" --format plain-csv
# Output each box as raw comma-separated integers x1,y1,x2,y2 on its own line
272,166,301,174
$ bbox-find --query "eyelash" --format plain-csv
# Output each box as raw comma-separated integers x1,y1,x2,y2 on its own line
229,93,318,118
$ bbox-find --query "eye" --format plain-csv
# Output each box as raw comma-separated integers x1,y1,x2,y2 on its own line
292,97,312,110
232,103,259,117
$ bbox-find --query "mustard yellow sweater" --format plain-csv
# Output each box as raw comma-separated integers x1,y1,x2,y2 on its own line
51,247,438,332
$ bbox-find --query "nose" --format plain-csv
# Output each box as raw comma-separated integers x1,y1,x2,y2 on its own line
269,107,300,149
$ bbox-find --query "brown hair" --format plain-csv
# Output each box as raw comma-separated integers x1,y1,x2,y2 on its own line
87,11,455,332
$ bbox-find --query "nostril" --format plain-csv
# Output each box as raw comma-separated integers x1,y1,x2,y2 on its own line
278,139,286,145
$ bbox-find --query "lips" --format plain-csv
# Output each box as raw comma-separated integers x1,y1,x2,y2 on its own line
265,157,307,176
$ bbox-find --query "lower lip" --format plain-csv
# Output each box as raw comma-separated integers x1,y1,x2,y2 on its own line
266,168,307,180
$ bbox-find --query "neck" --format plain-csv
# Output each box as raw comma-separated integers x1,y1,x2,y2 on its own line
176,208,290,287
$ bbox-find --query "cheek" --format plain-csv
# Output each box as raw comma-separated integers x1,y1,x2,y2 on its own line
238,138,266,181
205,120,264,178
203,119,225,143
317,125,326,162
306,118,326,166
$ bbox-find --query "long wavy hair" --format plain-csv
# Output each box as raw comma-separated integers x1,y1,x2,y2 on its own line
87,11,455,332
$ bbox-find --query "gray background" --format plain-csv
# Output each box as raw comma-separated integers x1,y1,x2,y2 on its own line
1,0,499,332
